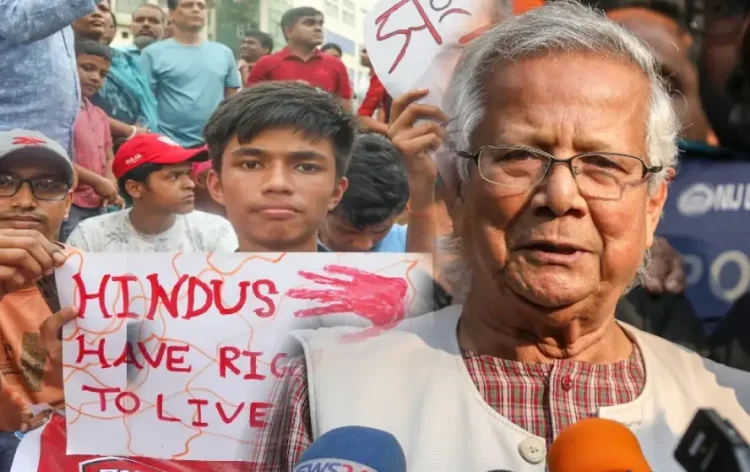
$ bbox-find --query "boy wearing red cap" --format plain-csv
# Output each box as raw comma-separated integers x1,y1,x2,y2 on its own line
65,134,238,252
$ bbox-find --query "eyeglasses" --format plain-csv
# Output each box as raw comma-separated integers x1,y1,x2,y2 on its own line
687,0,750,38
0,175,72,201
457,145,662,200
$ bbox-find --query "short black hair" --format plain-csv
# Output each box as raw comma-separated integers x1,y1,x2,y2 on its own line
281,7,322,38
74,38,112,62
167,0,179,10
117,163,165,204
245,30,274,52
204,81,355,178
335,133,409,228
134,3,165,22
321,43,342,56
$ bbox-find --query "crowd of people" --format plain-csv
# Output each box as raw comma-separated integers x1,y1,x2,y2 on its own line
0,0,749,469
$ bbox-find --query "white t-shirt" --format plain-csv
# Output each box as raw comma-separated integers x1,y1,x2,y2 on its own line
65,209,238,252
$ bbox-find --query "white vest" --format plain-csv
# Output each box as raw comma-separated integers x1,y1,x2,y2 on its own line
292,305,750,472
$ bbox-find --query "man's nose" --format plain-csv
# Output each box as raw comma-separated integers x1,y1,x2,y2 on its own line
183,175,196,189
534,162,586,217
348,235,375,252
260,166,294,194
10,182,38,209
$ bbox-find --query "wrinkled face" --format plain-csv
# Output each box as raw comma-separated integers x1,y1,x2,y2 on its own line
286,15,324,47
131,6,165,44
0,155,72,241
170,0,206,33
127,163,196,215
72,0,111,41
697,0,750,152
207,127,347,251
320,211,397,252
457,53,668,312
609,7,711,143
240,36,268,62
77,54,110,99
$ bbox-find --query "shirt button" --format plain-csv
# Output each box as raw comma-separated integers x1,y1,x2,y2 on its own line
561,375,573,391
518,437,546,464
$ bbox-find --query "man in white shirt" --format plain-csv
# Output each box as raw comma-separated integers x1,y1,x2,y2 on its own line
66,134,237,252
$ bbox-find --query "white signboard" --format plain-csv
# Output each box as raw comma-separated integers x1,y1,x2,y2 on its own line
58,251,433,460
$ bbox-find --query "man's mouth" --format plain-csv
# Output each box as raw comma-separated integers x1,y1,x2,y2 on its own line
517,240,588,264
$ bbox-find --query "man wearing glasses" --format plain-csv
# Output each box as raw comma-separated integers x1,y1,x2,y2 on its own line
0,130,74,470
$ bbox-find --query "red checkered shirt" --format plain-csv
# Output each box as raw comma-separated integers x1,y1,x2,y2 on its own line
252,343,646,470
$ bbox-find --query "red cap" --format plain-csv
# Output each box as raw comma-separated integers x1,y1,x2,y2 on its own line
113,134,209,179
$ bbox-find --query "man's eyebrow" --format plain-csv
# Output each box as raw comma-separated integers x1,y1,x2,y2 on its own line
230,147,267,158
287,150,328,162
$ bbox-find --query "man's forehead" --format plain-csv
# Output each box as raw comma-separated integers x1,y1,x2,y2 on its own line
299,15,323,23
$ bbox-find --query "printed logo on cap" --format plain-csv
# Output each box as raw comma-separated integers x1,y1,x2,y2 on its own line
78,456,161,472
12,137,46,146
124,154,143,166
157,136,180,147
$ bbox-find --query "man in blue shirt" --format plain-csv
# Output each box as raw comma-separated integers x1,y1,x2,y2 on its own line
0,0,96,156
141,0,241,148
319,133,409,253
92,3,164,136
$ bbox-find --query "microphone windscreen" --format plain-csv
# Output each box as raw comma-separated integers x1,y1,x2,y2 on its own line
294,426,406,472
547,418,651,472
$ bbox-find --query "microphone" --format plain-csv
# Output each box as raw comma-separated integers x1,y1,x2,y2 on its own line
674,408,750,472
293,426,406,472
547,418,652,472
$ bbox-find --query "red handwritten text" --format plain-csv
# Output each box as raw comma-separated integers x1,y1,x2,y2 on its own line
72,273,278,320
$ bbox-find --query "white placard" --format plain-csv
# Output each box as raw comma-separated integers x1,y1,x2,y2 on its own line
58,251,433,460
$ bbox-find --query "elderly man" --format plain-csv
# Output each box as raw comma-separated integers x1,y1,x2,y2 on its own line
255,3,750,470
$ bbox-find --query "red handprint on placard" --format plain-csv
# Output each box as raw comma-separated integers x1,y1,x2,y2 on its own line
286,265,408,328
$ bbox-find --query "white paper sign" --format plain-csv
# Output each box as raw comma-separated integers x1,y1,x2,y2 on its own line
58,251,433,461
363,0,501,108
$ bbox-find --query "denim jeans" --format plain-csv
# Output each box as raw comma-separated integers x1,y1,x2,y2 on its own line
0,431,20,472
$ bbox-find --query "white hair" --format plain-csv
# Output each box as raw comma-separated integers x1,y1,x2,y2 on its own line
440,1,680,301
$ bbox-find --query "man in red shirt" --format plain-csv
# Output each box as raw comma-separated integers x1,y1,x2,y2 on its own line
245,6,352,107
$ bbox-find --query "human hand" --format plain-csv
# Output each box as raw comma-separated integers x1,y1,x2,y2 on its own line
388,89,447,209
0,229,66,301
643,236,685,294
93,178,124,209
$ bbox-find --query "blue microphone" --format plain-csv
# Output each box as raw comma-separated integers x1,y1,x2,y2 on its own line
293,426,407,472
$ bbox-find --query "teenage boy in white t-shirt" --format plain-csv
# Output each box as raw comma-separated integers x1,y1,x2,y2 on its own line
66,134,237,252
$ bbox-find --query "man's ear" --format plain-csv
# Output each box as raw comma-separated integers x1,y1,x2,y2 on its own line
63,191,73,219
206,170,225,206
328,176,348,211
645,169,673,249
124,180,144,202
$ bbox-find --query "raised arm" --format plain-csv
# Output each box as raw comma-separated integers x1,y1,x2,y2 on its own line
0,0,96,44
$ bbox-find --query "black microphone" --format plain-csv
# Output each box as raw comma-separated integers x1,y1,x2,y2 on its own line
675,408,750,471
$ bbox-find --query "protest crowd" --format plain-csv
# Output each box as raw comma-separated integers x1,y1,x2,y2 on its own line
1,0,750,470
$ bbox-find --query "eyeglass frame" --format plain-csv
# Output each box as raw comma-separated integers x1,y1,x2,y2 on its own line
456,145,663,191
0,176,73,201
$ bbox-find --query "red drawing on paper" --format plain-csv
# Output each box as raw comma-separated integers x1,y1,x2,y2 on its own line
287,265,408,327
375,0,470,74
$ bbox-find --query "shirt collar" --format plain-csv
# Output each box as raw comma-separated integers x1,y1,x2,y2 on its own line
280,46,323,62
